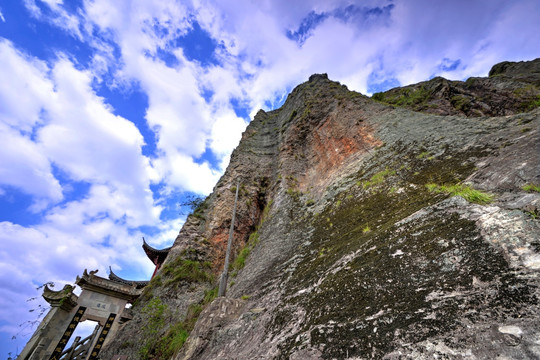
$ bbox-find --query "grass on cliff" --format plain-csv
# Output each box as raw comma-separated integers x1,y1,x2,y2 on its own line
357,168,396,189
230,200,273,276
523,183,540,193
230,221,261,275
372,86,431,108
426,183,494,204
450,94,472,112
138,297,167,359
162,258,214,286
137,286,218,359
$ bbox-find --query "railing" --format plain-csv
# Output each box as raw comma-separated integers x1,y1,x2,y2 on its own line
59,324,100,360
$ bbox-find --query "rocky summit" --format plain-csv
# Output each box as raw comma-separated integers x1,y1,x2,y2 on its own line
101,59,540,360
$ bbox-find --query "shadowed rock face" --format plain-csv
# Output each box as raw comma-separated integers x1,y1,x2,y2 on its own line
101,60,540,360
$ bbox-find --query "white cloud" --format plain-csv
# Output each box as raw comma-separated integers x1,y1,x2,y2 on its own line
0,40,159,222
469,0,540,72
40,59,151,189
0,40,53,132
193,0,540,100
82,0,249,194
23,0,83,39
201,65,245,105
0,39,167,350
209,110,246,158
146,217,185,248
138,61,211,157
0,123,63,205
0,41,62,206
153,153,220,195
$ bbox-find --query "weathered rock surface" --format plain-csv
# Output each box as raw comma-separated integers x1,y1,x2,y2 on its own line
102,59,540,360
373,58,540,117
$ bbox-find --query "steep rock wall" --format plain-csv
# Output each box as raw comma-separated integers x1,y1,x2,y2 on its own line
102,60,540,360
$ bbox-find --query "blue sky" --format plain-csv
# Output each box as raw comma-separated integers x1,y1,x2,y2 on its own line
1,0,540,356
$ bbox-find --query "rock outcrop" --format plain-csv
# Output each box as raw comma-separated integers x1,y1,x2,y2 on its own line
101,59,540,360
372,58,540,117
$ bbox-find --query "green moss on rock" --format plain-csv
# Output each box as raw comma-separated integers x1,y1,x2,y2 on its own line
162,258,214,286
270,145,532,358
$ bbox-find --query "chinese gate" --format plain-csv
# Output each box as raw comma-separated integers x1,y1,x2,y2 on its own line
18,269,142,360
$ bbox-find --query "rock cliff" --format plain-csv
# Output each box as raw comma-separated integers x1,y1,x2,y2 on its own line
101,59,540,360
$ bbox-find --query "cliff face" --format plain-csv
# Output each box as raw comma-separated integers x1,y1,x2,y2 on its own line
102,59,540,360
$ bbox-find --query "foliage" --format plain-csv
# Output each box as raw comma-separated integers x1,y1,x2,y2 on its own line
426,183,494,204
157,322,189,358
287,188,302,200
362,225,371,233
489,61,511,76
372,92,385,101
145,274,162,292
15,282,56,344
180,195,204,211
262,200,273,220
203,286,218,304
373,86,431,108
232,246,251,270
140,297,167,329
231,229,260,274
162,258,214,286
513,85,540,110
450,95,472,112
398,86,431,106
416,151,430,159
139,297,168,359
519,96,540,111
230,200,272,276
359,168,396,188
289,110,298,121
513,84,538,97
180,195,208,219
135,273,164,305
138,290,219,360
522,183,540,193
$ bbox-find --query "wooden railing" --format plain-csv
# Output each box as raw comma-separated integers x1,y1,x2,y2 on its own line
59,324,100,360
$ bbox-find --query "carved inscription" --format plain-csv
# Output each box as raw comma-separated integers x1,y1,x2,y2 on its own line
88,313,116,360
48,306,87,360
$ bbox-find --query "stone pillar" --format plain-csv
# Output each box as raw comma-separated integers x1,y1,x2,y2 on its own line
18,284,79,360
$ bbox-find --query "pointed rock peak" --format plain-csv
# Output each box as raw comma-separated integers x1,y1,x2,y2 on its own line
308,73,329,82
254,109,267,119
